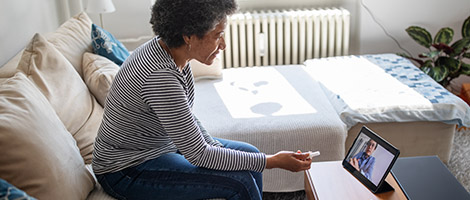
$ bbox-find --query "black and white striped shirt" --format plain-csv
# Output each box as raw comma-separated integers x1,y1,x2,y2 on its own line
92,37,266,174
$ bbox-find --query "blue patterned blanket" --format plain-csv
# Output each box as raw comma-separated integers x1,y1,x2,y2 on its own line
304,54,470,128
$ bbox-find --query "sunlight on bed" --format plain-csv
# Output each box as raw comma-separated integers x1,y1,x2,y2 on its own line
214,67,317,118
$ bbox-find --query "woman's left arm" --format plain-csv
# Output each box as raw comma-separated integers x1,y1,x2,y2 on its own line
194,116,223,147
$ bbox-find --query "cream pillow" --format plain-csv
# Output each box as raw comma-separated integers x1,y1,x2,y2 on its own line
82,52,120,107
0,72,95,200
17,33,103,164
190,56,223,81
0,50,23,78
45,12,93,77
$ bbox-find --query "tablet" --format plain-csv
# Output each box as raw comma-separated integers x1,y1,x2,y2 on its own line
342,126,400,194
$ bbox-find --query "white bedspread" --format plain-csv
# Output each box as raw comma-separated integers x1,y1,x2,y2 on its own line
304,54,470,128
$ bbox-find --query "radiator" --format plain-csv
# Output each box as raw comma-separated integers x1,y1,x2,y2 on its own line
222,8,350,68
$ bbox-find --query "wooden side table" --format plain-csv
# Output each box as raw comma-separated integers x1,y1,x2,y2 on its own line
304,160,407,200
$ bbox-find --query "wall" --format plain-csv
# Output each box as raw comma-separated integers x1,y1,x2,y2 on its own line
1,0,469,66
94,0,470,57
0,0,62,66
358,0,470,57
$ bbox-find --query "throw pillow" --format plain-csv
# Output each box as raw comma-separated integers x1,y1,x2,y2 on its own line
16,33,104,164
190,56,223,81
82,52,120,106
45,12,93,77
0,50,23,78
0,178,36,200
0,73,95,200
92,24,130,66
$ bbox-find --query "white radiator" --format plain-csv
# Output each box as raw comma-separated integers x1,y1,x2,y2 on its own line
222,8,350,68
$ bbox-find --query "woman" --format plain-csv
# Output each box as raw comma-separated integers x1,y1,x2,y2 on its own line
92,0,312,199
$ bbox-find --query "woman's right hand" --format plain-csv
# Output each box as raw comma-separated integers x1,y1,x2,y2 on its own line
265,151,312,172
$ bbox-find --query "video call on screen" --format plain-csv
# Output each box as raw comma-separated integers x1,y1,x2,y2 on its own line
347,132,395,186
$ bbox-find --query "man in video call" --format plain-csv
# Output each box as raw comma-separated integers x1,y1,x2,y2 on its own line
349,139,377,179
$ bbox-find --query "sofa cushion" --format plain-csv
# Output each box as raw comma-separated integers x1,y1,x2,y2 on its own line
0,50,23,78
0,72,95,200
91,24,130,66
17,33,103,164
45,12,93,77
82,52,119,106
190,56,223,81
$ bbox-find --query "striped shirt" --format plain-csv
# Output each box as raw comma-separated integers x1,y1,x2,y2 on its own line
92,37,266,175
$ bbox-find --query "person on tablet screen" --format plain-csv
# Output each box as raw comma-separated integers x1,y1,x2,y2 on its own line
349,139,377,179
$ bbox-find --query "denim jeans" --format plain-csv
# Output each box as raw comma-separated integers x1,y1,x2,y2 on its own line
96,138,263,200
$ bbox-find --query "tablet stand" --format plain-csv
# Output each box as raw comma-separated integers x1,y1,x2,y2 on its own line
374,180,395,194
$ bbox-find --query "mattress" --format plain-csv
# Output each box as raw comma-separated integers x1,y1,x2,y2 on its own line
192,65,347,192
303,54,470,129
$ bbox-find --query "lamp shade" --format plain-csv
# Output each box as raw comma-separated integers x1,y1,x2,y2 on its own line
86,0,116,14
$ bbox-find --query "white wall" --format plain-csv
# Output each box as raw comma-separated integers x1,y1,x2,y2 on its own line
358,0,470,57
0,0,62,66
1,0,469,66
97,0,470,57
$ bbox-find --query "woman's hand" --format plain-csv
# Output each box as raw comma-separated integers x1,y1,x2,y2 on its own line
265,151,312,172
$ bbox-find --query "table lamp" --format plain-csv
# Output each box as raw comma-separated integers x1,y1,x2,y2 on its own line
86,0,116,28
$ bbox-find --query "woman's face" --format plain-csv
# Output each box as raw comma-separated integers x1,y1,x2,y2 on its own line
190,19,227,65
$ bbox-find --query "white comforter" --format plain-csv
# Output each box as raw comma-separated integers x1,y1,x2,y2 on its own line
304,54,470,128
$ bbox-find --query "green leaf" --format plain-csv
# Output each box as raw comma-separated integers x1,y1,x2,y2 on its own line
406,26,433,48
420,60,434,73
461,62,470,75
462,16,470,38
419,51,440,58
426,65,449,83
463,53,470,58
436,57,460,74
434,27,454,45
450,37,470,57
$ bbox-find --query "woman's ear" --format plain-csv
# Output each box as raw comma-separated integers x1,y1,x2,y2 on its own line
183,35,192,46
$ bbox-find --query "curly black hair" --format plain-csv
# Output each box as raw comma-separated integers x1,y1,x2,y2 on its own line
150,0,238,48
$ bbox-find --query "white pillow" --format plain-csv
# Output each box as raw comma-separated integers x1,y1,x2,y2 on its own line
0,50,23,78
82,52,120,107
17,33,103,164
190,56,223,81
45,12,93,77
0,72,95,200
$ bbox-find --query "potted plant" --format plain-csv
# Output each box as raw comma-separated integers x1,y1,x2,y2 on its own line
398,16,470,88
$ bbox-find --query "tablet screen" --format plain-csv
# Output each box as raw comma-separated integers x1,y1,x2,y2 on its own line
343,126,400,193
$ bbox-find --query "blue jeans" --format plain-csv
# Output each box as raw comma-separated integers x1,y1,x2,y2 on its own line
96,138,263,200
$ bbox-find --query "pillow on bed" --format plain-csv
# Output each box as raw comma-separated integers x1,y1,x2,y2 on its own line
0,73,94,200
92,24,130,66
16,33,104,164
45,12,93,77
82,52,119,106
190,56,223,81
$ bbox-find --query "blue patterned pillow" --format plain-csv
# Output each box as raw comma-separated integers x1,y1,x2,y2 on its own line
91,24,130,66
0,179,36,200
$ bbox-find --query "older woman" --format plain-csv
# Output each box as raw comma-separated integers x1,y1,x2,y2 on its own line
92,0,312,199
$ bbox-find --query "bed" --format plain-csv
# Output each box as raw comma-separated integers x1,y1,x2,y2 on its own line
192,53,470,192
